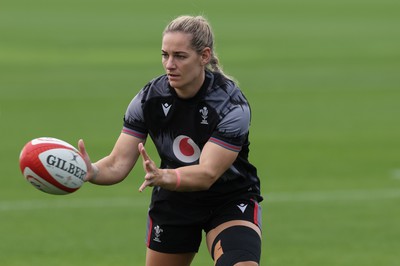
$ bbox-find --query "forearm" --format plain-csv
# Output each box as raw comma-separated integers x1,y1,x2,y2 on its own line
155,165,219,192
138,141,237,192
80,134,142,186
174,165,217,191
89,156,136,185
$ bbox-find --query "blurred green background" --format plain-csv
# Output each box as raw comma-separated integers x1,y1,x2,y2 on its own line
1,0,399,265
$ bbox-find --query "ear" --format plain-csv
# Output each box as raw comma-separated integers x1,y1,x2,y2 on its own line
200,47,211,65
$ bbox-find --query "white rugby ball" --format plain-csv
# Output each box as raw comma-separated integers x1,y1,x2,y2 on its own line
19,137,87,195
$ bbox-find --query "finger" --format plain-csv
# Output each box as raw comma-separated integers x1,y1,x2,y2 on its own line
139,169,156,192
144,159,157,174
138,143,150,161
78,139,86,156
78,139,91,163
78,139,93,181
139,180,150,192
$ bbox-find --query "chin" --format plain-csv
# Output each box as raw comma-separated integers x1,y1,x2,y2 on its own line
168,80,181,89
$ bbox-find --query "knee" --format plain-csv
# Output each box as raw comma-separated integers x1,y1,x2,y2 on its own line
211,226,261,266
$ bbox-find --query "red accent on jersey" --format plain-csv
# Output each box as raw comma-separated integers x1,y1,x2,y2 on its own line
179,137,195,156
122,127,147,139
209,137,241,152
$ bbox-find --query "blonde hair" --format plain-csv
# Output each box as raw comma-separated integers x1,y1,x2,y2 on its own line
163,15,232,80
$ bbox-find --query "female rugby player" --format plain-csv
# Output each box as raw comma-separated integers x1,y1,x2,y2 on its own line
78,15,263,266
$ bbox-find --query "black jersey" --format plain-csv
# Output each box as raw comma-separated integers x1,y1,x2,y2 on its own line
123,71,261,202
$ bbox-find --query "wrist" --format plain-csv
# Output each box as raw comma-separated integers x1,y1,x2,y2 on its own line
90,163,99,183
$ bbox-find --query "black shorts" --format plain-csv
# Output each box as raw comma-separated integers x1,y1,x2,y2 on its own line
145,187,262,254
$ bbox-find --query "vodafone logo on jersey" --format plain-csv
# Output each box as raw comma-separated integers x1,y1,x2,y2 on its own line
173,135,201,163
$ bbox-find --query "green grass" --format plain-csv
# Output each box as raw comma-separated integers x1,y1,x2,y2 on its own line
1,0,400,265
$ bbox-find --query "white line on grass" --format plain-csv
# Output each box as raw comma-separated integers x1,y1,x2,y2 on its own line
1,188,400,211
0,197,149,212
265,188,400,203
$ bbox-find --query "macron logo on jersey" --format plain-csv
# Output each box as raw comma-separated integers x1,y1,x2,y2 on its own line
237,203,248,213
162,103,171,116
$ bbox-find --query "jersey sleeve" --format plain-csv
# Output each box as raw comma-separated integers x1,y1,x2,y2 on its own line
209,102,251,152
122,90,148,140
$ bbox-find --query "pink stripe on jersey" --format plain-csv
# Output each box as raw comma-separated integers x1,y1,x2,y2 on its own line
209,137,241,152
122,127,147,139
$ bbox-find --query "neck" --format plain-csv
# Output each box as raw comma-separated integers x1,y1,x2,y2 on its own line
174,71,205,99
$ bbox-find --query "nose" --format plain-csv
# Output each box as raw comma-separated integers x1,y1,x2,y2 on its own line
165,57,176,69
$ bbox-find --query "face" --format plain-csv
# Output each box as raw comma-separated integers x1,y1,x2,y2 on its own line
162,32,210,98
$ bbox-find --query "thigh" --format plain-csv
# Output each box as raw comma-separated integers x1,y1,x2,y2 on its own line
205,196,263,264
145,248,196,266
206,220,261,254
146,188,205,253
204,196,262,234
146,216,203,253
206,221,262,266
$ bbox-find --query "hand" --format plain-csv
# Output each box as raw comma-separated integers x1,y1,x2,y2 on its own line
138,143,161,192
78,139,97,182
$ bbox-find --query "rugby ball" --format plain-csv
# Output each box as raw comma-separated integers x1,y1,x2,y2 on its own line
19,137,87,195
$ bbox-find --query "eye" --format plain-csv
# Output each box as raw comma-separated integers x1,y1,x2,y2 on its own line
161,53,169,59
176,55,186,59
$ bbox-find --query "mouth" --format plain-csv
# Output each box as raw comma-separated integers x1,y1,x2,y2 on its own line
168,74,180,81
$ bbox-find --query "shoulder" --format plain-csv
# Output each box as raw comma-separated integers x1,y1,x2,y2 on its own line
207,72,250,115
207,72,252,136
208,72,248,103
140,74,170,99
124,74,169,120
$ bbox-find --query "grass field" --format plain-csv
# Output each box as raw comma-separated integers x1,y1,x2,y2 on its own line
1,0,400,265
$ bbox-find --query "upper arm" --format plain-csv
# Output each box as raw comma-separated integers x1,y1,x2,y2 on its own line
199,95,251,182
199,141,239,181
